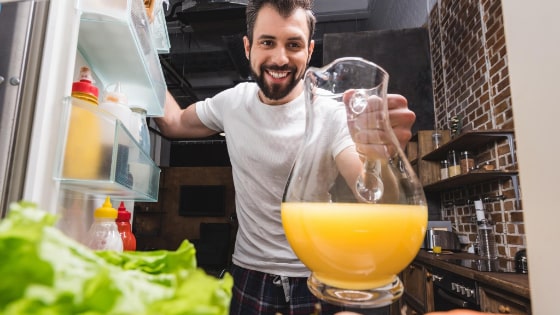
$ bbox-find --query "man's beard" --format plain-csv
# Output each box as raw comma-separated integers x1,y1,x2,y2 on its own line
250,64,303,101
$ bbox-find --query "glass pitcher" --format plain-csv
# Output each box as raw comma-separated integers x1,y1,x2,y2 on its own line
281,57,427,308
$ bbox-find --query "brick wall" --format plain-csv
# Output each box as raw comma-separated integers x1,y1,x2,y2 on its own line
428,0,524,258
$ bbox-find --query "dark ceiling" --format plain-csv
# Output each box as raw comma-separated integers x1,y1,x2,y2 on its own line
156,1,436,163
160,0,372,108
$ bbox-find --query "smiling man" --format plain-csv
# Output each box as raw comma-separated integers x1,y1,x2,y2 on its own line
155,0,416,314
244,2,313,104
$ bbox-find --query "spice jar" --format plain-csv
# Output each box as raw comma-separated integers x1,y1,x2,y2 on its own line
447,150,461,177
460,151,475,174
440,160,449,180
432,132,442,150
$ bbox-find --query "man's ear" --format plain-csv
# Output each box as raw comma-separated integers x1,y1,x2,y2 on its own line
243,35,251,59
308,39,315,63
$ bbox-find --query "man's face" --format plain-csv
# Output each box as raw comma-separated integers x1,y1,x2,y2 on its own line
243,4,314,105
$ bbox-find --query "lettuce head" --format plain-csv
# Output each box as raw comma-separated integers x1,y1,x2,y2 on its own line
0,201,232,315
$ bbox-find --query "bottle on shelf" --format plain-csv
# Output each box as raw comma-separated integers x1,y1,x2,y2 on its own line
85,197,123,251
460,150,475,174
432,131,442,150
474,199,497,259
116,201,136,251
129,104,151,155
447,150,461,177
71,66,99,105
98,83,134,187
440,159,449,180
63,66,102,179
98,82,132,131
128,103,152,192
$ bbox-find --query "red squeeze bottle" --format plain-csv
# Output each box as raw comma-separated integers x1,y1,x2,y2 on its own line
116,202,137,251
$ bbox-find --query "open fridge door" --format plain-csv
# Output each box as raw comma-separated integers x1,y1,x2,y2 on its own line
1,0,168,245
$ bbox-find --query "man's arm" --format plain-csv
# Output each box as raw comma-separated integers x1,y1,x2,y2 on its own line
154,90,217,139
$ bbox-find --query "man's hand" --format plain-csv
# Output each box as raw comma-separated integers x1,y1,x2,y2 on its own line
387,94,415,149
337,92,415,203
344,92,415,157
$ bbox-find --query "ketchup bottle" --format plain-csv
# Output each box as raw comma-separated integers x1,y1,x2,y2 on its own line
116,201,136,251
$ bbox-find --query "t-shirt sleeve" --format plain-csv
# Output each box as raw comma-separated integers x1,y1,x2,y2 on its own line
195,87,236,132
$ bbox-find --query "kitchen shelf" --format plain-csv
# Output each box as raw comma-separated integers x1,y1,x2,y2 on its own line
423,170,519,192
54,97,161,201
76,0,166,117
406,129,519,207
422,129,514,161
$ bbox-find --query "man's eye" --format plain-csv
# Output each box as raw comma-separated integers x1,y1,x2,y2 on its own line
288,42,302,49
261,40,273,46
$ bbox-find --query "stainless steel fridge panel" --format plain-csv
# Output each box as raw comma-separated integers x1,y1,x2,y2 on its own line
0,0,50,217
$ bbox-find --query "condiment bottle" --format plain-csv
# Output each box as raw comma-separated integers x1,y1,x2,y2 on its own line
460,151,475,174
71,66,99,105
432,132,442,150
447,150,461,177
129,104,151,155
440,159,449,180
116,201,136,251
98,82,132,131
128,104,151,192
63,66,102,179
85,197,123,251
99,83,133,186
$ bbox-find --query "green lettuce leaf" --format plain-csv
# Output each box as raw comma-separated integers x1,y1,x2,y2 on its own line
0,201,232,315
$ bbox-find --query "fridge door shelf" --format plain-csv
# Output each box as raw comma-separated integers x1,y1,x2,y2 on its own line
55,97,160,201
77,0,166,117
150,1,171,54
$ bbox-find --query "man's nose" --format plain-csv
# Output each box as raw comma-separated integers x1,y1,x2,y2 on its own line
270,46,289,65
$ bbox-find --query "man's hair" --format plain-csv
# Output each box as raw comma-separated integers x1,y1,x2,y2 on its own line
246,0,316,44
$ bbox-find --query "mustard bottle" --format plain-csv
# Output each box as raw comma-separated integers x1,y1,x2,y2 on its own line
62,66,102,179
85,197,123,251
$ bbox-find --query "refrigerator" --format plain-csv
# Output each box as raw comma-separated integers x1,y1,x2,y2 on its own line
0,0,169,243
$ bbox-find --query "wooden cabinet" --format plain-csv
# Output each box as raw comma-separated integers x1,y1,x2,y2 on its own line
479,285,531,314
397,262,434,314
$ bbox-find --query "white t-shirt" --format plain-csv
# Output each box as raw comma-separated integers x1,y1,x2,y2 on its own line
196,82,352,277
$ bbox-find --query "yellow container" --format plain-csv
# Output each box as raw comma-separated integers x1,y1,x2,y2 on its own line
62,66,102,179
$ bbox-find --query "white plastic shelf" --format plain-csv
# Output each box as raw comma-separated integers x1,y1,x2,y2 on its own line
150,1,171,54
54,97,161,201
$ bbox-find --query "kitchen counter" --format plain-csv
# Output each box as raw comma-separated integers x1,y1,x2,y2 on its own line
415,250,530,299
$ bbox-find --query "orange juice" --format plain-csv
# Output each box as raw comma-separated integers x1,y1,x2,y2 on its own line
281,202,427,290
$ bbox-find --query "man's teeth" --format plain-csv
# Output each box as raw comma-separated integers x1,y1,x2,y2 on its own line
269,71,288,79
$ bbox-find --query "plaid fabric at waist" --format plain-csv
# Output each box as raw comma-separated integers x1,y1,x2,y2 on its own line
228,264,344,315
